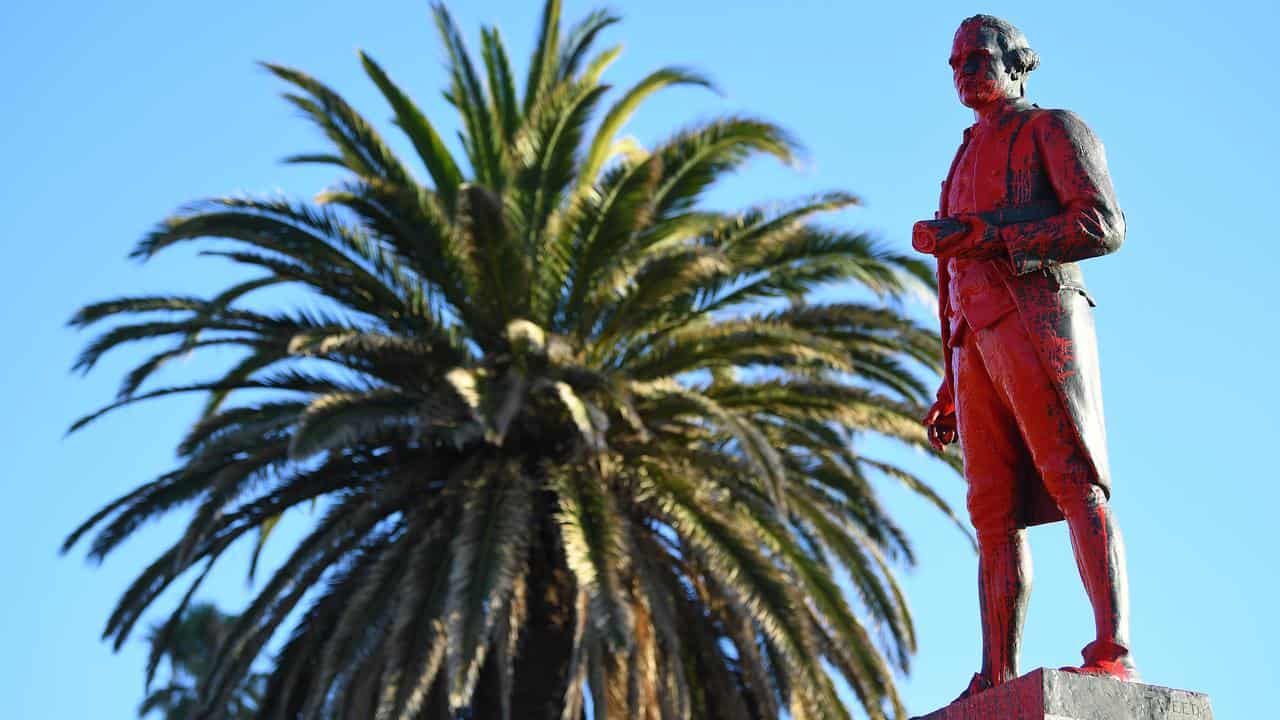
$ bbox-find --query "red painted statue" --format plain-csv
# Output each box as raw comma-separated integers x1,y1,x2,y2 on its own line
913,15,1137,701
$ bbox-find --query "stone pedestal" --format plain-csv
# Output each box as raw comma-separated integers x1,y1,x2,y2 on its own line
914,668,1213,720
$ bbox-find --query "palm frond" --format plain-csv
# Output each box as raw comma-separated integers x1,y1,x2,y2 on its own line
433,2,502,187
260,62,414,186
522,0,563,114
577,67,714,193
360,51,464,212
557,9,621,82
443,459,533,711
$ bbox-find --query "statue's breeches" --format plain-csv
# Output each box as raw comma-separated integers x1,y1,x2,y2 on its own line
952,310,1102,539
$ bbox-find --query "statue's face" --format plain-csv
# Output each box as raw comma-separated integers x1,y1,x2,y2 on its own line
949,24,1021,109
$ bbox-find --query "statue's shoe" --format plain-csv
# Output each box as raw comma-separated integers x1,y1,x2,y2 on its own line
1058,658,1140,680
1058,639,1140,681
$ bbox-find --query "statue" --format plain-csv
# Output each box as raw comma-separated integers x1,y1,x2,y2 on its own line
912,15,1137,701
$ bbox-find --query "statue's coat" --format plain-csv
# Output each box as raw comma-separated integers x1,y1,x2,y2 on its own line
936,98,1124,526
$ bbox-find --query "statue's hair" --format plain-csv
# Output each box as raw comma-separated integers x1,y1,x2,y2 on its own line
960,14,1041,75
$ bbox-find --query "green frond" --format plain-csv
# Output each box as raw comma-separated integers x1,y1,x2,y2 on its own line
639,464,826,704
360,51,464,212
200,485,412,713
480,27,520,144
580,44,623,87
379,521,454,719
246,512,283,584
547,381,607,452
557,589,592,720
455,182,520,336
561,154,663,332
513,80,610,314
73,318,254,375
177,401,303,461
652,116,800,217
769,302,943,373
68,295,207,329
708,378,937,453
300,530,418,715
132,198,410,322
717,600,779,718
288,388,419,459
718,191,862,267
115,338,256,400
61,477,166,556
443,459,533,711
67,366,352,435
624,319,857,381
576,211,728,338
550,463,633,649
433,2,502,186
788,489,914,663
196,347,290,420
285,327,465,386
281,151,347,167
577,67,715,193
557,9,621,82
863,457,973,548
522,0,563,113
261,62,414,186
696,231,920,317
593,245,733,346
742,500,889,690
312,178,482,333
634,382,787,508
493,565,528,720
172,444,293,571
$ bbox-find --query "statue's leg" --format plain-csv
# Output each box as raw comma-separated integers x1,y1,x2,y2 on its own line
976,314,1137,679
1055,482,1137,678
953,326,1032,690
975,529,1032,686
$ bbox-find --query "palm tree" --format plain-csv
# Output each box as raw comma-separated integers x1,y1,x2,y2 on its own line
140,603,266,719
65,1,962,718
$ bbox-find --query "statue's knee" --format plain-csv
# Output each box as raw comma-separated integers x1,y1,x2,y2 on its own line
974,527,1020,554
1052,480,1107,520
968,496,1018,543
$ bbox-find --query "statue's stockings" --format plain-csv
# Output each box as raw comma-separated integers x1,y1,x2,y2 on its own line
976,486,1133,685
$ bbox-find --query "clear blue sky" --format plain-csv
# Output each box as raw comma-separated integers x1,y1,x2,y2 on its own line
3,0,1277,717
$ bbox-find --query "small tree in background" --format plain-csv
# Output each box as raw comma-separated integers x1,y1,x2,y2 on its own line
140,603,265,719
66,1,962,717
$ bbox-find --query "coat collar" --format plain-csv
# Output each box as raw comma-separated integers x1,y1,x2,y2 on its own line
963,97,1034,140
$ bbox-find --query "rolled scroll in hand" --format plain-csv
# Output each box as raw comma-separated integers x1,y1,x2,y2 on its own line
912,217,971,255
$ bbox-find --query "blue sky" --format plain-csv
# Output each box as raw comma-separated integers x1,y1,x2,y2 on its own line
3,0,1277,717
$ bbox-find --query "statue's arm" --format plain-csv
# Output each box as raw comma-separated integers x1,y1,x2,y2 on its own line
924,264,957,449
999,110,1125,275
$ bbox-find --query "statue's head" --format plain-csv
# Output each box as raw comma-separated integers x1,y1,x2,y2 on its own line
950,15,1040,109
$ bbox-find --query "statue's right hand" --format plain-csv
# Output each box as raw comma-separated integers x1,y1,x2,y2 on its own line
923,401,958,452
912,218,969,255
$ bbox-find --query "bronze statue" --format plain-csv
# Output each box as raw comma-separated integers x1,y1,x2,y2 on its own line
912,14,1137,701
